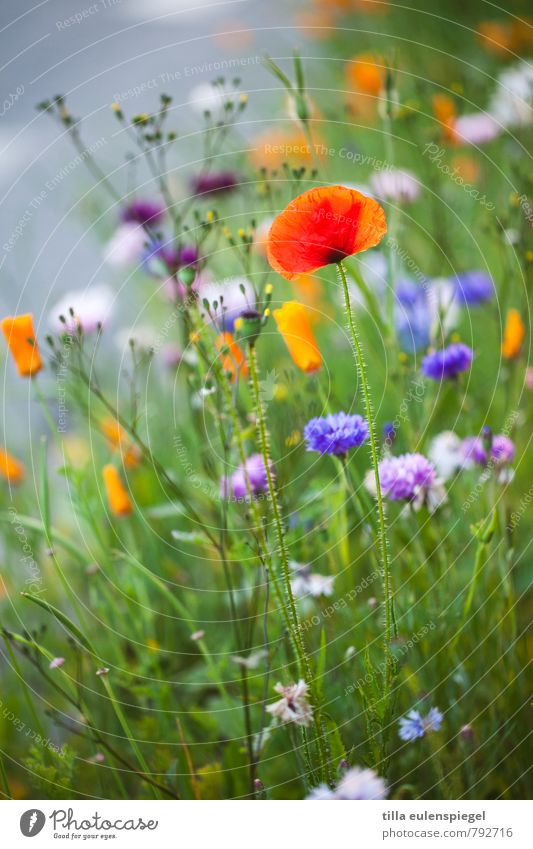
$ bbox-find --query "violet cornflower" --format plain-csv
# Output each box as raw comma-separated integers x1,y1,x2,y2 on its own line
376,453,436,501
190,171,240,196
304,412,369,456
399,707,443,741
221,453,272,501
120,198,166,226
452,271,494,306
422,343,473,380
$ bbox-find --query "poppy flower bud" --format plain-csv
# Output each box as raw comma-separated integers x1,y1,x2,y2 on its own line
235,310,263,347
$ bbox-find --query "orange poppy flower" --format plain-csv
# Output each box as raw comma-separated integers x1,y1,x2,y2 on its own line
216,332,248,381
502,309,525,359
101,416,141,468
1,314,42,377
273,301,322,373
0,448,24,484
292,273,324,318
267,185,387,280
103,464,132,516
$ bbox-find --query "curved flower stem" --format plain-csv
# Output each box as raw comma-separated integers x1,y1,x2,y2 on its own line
247,342,333,786
337,260,396,766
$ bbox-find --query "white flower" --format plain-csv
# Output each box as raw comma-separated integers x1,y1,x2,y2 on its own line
428,277,460,338
489,61,533,128
197,275,255,330
370,168,421,203
104,223,146,268
49,285,114,334
428,431,464,480
307,766,388,800
266,679,313,727
290,561,334,598
453,112,501,145
231,650,268,669
188,82,228,117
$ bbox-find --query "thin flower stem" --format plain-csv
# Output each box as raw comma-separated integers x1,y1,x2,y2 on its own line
247,342,333,786
337,260,396,763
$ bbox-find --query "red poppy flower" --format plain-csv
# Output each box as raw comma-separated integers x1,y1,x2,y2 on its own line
266,185,387,280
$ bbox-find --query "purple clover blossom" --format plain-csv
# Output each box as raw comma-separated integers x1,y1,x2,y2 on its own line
221,453,272,501
399,707,443,742
422,343,473,380
304,412,369,456
190,171,240,196
453,270,494,306
376,453,436,502
120,198,166,226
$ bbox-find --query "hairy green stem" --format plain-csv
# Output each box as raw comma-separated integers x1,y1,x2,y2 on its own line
337,260,396,766
247,342,333,785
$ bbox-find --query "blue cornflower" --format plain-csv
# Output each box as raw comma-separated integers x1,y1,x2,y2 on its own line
399,707,443,741
395,278,431,352
422,343,473,380
453,270,494,305
304,412,369,456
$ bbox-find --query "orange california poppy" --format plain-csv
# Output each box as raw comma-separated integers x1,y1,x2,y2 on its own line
476,21,515,55
432,93,457,142
101,416,141,468
273,301,322,373
1,314,42,377
501,309,525,359
346,53,384,97
103,464,133,516
249,128,319,172
216,332,248,381
267,185,387,280
0,448,24,484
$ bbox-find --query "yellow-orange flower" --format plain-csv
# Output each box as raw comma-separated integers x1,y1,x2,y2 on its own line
476,21,515,55
249,128,321,171
432,93,457,142
0,448,24,484
346,53,383,97
216,332,248,381
103,464,132,516
502,309,525,359
273,301,322,373
101,416,141,468
1,314,42,377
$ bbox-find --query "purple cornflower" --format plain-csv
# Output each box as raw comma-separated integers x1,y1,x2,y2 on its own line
490,435,515,466
304,412,369,456
422,343,473,380
221,453,272,501
120,198,166,226
375,453,436,502
453,270,494,305
190,171,240,196
399,707,443,741
461,436,487,466
395,278,431,352
383,421,396,445
141,240,199,276
462,434,515,468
